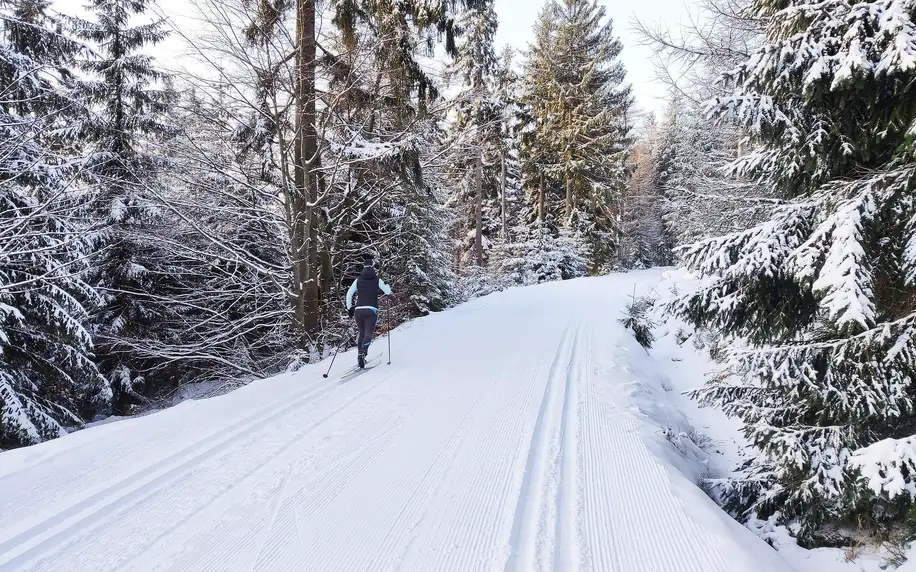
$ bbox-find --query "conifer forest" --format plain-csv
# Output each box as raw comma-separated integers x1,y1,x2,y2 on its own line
3,0,916,559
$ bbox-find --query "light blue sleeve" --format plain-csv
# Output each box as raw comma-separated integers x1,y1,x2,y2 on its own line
378,277,392,295
346,279,358,309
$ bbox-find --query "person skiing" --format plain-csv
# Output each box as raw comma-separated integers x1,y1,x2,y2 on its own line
346,253,392,368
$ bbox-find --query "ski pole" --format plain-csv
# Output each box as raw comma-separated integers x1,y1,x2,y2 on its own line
323,336,344,378
386,306,392,365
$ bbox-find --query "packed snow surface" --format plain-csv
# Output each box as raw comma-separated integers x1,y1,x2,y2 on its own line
0,270,793,572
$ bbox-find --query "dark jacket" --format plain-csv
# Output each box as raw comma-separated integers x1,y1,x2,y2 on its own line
346,265,392,311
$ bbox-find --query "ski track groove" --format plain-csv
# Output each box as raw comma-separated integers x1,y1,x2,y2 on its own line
307,353,516,572
0,374,322,515
396,328,559,572
554,322,581,572
452,347,553,572
503,322,579,572
1,367,404,572
138,366,422,572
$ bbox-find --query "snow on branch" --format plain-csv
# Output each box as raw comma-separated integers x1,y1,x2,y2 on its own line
850,436,916,499
325,128,415,162
789,191,877,332
676,201,815,278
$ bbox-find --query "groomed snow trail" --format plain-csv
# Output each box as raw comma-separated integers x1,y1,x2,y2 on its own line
0,270,794,572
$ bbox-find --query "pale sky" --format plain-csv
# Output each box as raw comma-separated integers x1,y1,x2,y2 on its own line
102,0,692,117
493,0,691,118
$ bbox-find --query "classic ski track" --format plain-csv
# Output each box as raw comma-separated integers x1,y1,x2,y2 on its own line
553,320,581,572
0,372,329,540
0,371,327,505
375,335,559,572
291,351,525,572
503,321,580,572
393,324,561,572
134,358,463,572
0,366,405,572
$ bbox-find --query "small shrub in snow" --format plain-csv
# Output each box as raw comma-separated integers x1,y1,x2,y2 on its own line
457,266,507,302
491,226,589,286
620,293,656,350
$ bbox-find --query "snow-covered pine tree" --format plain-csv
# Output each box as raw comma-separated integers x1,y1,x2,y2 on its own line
442,0,502,271
318,0,460,323
490,224,589,286
453,46,526,300
674,0,916,541
380,123,457,316
519,0,633,272
299,0,477,338
618,115,673,269
71,0,177,414
0,191,101,448
213,0,476,347
0,0,104,447
657,101,773,248
494,45,525,241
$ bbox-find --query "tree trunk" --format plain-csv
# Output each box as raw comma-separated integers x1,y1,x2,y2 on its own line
538,172,545,224
474,151,484,266
565,174,573,226
292,0,320,344
500,151,507,241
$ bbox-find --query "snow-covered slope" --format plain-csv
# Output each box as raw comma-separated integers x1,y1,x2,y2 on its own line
0,269,793,572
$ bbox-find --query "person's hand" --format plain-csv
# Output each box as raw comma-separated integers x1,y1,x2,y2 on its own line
348,307,355,318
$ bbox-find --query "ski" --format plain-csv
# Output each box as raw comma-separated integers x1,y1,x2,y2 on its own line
338,354,382,379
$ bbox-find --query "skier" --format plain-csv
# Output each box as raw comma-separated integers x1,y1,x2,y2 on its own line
346,253,392,368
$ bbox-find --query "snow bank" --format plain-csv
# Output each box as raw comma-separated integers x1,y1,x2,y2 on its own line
649,268,916,572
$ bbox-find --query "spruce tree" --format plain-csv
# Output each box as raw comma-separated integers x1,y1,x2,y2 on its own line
657,101,771,247
619,116,672,268
519,0,632,272
494,45,524,241
674,0,916,541
71,0,176,414
0,0,103,447
443,0,502,269
239,0,479,345
315,1,462,325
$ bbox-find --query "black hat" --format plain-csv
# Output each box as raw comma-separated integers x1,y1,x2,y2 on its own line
362,252,374,265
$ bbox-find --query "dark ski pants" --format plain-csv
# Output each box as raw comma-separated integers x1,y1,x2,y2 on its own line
354,308,378,357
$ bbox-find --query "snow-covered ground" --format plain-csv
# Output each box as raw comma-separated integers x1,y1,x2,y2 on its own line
0,269,864,571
